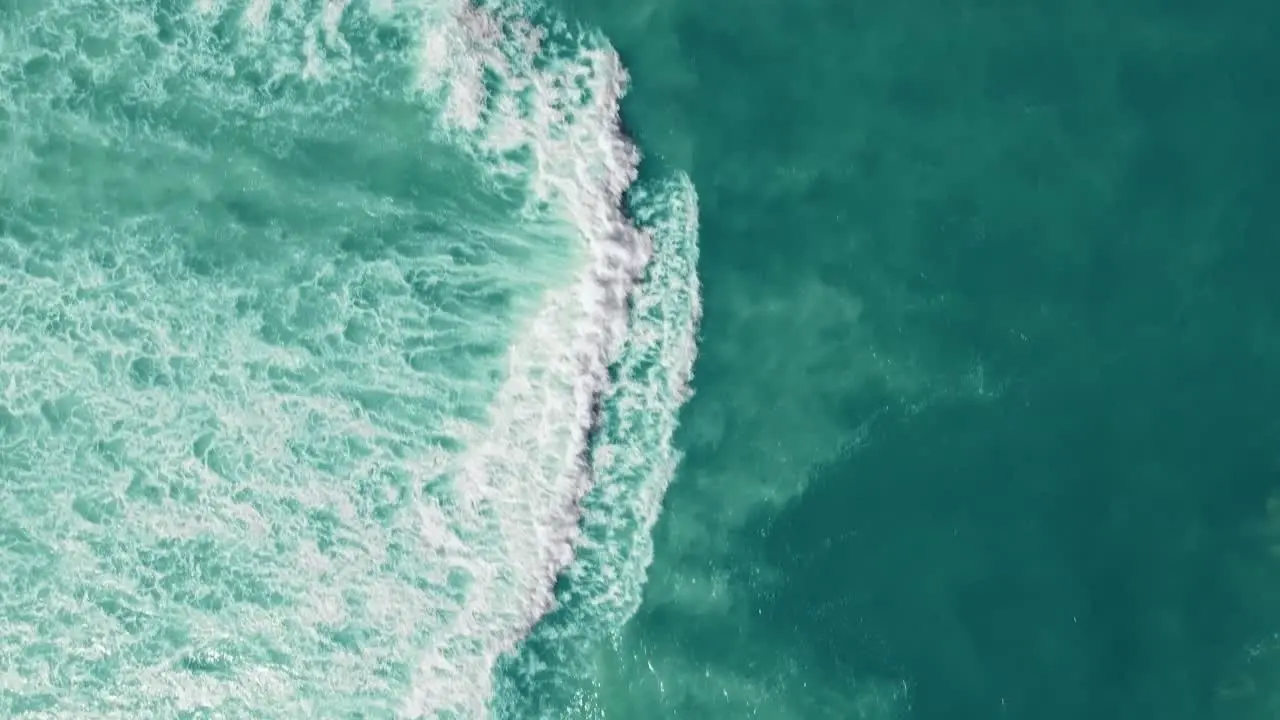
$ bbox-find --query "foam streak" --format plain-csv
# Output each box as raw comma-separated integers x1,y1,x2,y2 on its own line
401,3,702,716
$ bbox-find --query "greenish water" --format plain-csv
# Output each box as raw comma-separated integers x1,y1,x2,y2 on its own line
1,1,697,716
501,0,1280,718
3,0,1279,718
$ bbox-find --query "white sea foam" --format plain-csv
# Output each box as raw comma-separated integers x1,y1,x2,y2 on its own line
488,172,702,719
0,1,699,717
402,2,701,715
574,174,701,629
243,0,273,29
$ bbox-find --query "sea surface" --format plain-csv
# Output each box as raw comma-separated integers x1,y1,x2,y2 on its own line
2,0,1279,719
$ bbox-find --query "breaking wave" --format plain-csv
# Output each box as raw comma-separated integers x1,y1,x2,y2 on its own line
0,0,698,717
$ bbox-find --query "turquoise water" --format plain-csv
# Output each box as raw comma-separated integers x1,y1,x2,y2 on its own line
2,1,696,716
3,0,1279,718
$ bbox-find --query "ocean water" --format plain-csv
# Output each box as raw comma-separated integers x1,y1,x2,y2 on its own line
507,0,1278,718
3,0,1280,719
2,1,697,716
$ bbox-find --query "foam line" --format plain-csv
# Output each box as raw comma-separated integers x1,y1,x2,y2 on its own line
401,2,702,716
0,1,701,716
490,172,702,719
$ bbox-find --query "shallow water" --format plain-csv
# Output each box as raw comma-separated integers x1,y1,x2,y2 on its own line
1,1,697,716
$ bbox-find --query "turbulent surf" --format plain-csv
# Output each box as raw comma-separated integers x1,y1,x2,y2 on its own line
0,0,699,717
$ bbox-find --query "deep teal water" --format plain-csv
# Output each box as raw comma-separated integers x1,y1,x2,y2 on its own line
501,0,1280,717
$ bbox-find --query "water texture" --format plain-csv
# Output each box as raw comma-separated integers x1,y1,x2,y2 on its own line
6,0,1280,718
506,0,1280,718
1,1,697,716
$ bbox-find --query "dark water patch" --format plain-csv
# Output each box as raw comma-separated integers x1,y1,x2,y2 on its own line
754,339,1280,718
524,0,1280,716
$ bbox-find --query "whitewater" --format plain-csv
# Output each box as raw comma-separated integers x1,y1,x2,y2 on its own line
0,0,700,717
